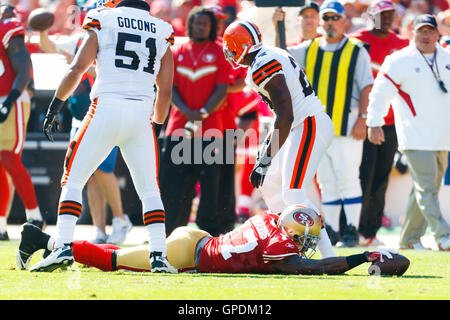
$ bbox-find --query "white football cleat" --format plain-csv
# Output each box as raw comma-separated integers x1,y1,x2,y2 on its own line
30,244,74,272
150,251,178,273
107,214,133,244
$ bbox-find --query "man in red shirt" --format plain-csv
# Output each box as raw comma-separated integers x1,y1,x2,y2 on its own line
350,0,409,246
0,4,44,240
17,204,397,275
160,6,234,237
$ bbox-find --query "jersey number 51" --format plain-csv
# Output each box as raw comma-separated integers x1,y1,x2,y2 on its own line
115,32,156,74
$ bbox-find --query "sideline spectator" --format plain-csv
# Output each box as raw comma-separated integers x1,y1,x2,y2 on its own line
350,0,409,246
287,0,374,247
366,14,450,251
272,1,321,47
160,7,233,236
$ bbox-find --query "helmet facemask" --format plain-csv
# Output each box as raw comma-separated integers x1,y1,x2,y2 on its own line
278,205,323,259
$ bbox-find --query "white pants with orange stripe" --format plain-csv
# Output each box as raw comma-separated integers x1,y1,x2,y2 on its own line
259,111,334,213
55,95,165,251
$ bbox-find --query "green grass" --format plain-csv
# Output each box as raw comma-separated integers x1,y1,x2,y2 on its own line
0,240,449,300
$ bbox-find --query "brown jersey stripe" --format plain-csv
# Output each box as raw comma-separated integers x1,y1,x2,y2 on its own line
253,64,283,86
252,60,279,81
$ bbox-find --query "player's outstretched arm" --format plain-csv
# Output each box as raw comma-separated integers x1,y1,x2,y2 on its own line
54,30,98,101
153,47,174,125
270,252,371,275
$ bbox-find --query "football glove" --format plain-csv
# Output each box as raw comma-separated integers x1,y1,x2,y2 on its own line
0,89,21,123
43,96,65,142
367,248,397,263
250,149,272,189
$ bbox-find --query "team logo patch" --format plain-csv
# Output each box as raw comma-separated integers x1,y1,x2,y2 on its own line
415,67,421,73
202,54,216,63
446,64,450,70
293,212,313,226
285,243,295,248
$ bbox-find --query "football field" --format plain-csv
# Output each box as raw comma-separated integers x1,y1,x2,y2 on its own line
0,225,449,302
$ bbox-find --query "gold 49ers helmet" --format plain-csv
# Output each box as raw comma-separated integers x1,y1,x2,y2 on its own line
277,205,322,258
223,20,262,69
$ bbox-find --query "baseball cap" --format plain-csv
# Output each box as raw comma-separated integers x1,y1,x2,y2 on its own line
298,1,320,16
205,4,227,19
319,0,345,16
369,0,395,15
414,14,438,31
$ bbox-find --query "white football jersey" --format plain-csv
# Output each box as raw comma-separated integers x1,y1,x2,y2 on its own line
245,46,324,128
82,5,174,101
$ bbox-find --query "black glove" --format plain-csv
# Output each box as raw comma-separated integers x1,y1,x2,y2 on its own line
43,96,65,142
0,89,21,123
152,122,163,138
250,151,272,188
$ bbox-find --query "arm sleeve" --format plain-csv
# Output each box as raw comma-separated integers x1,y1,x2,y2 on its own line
366,55,401,127
287,42,308,69
354,46,374,91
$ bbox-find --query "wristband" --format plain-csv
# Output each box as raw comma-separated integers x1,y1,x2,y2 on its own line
358,113,367,119
345,253,368,268
3,89,21,106
152,122,163,137
47,96,65,116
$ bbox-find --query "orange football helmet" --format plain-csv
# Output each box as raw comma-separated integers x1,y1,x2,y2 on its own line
223,20,262,69
277,205,322,258
96,0,125,8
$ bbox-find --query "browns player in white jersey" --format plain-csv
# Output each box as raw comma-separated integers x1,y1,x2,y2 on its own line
30,0,177,273
222,21,337,259
18,205,396,275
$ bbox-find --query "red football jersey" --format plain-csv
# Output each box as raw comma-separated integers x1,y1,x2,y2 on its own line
220,66,248,130
198,211,299,273
0,18,25,96
166,40,234,137
350,29,409,126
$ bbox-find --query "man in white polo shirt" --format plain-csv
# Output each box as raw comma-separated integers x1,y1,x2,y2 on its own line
366,14,450,251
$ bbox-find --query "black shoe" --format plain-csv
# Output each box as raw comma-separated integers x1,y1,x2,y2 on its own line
16,223,50,270
325,224,341,246
27,219,45,230
0,231,9,241
150,251,178,273
337,225,359,248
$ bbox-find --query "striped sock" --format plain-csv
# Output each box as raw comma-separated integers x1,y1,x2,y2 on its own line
54,200,82,248
143,210,166,255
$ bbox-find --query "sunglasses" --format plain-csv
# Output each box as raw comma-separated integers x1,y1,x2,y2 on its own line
322,15,342,21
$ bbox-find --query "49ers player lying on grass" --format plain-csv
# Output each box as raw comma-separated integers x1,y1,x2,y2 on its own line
17,205,394,275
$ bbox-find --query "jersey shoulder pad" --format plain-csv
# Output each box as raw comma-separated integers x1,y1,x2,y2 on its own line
82,8,108,31
0,18,24,47
250,52,283,86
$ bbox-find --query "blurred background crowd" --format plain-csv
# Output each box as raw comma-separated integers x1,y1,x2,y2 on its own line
1,0,449,248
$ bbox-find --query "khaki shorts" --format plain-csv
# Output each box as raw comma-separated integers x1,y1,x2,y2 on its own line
0,91,31,154
115,226,211,272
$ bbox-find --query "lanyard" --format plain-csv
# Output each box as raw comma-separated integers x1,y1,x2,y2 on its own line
418,49,448,94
